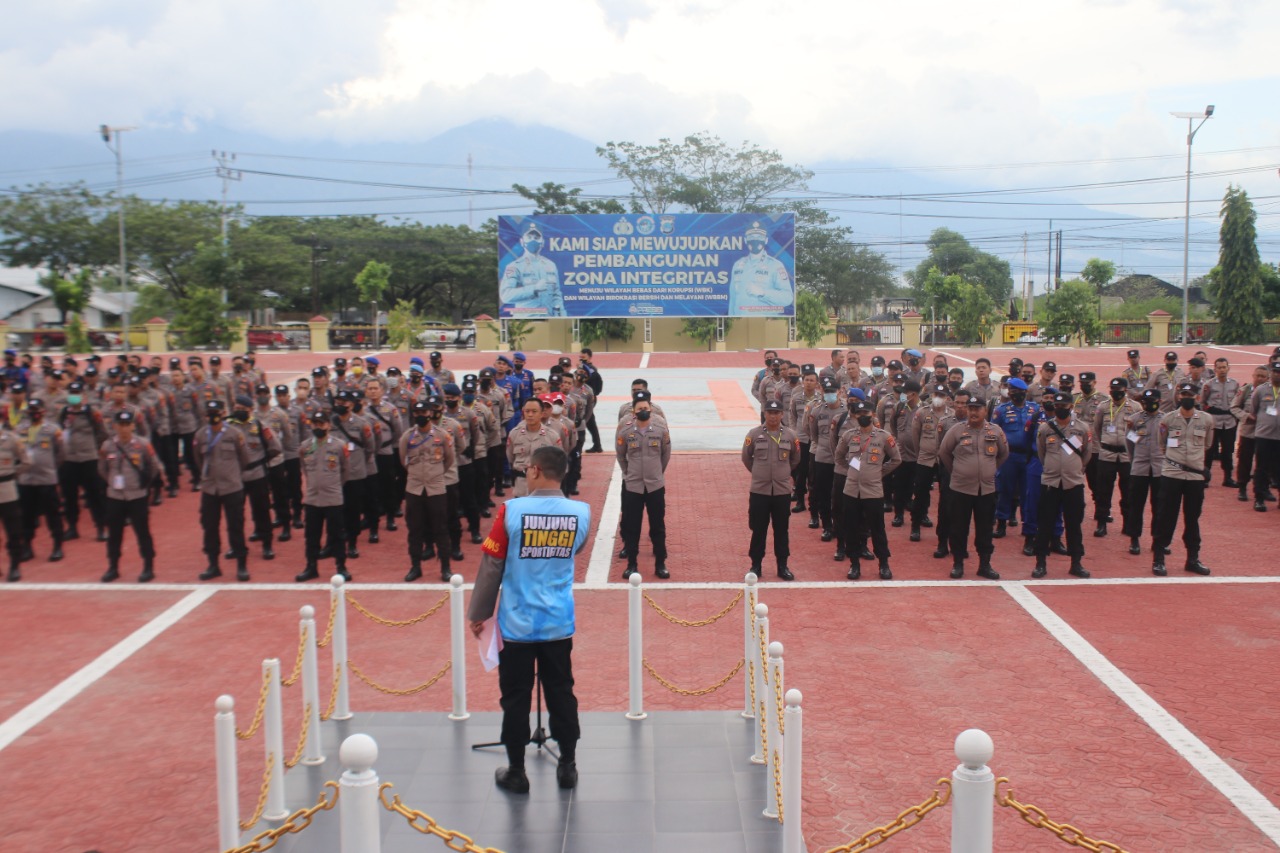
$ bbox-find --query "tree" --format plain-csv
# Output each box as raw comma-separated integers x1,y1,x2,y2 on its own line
678,318,732,350
0,182,111,277
175,287,241,349
497,319,534,351
906,228,1013,307
65,314,91,355
1044,279,1104,344
123,199,223,299
919,267,999,344
597,133,812,214
354,259,392,306
512,182,625,215
1261,263,1280,319
385,299,423,350
1215,185,1264,345
578,319,635,349
795,289,830,347
1080,258,1116,292
48,269,93,325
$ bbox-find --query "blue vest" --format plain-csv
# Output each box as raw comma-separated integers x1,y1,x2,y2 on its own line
493,493,591,643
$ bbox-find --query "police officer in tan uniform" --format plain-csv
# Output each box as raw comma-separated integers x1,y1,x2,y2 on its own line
331,389,375,559
1152,383,1215,576
1032,392,1093,579
939,395,1008,580
231,394,281,562
1201,357,1240,486
507,399,564,497
835,399,901,580
1091,378,1140,539
194,400,253,582
401,400,455,582
254,383,294,541
0,424,27,582
616,392,672,580
742,400,800,580
295,411,350,582
99,410,159,583
1121,350,1151,402
1124,388,1165,557
909,383,950,541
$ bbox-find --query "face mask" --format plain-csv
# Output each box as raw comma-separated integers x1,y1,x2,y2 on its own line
1080,383,1094,394
233,364,243,373
231,410,249,423
256,395,269,407
1179,397,1196,411
335,368,346,376
1001,388,1010,398
1111,390,1125,401
932,396,947,409
788,376,799,385
551,404,564,415
948,381,962,392
410,375,422,384
446,398,459,408
1144,402,1160,413
463,393,476,405
208,414,222,424
480,379,492,389
1011,392,1025,404
636,410,652,422
387,377,400,389
334,404,349,415
857,415,873,427
312,428,327,439
823,392,837,404
414,416,430,427
30,409,43,420
898,392,907,403
68,394,82,405
352,402,364,413
1054,407,1072,419
352,367,363,376
871,367,884,378
431,411,443,421
772,367,781,375
524,239,543,254
1166,362,1178,370
908,359,919,368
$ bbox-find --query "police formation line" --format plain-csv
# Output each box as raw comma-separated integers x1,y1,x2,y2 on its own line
736,346,1280,582
0,347,608,585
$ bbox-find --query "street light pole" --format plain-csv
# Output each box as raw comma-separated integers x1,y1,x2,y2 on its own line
100,124,137,352
1171,106,1213,343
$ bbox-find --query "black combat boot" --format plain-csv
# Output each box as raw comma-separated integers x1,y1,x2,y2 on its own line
1093,521,1107,538
993,519,1006,539
878,560,893,580
976,559,999,581
404,561,422,582
1068,560,1091,579
199,560,221,581
440,560,452,582
236,556,250,582
101,561,120,583
295,562,319,582
950,560,964,580
7,559,20,583
138,559,155,584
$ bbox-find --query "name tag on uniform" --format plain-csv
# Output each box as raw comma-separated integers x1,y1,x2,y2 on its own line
849,457,861,470
1126,430,1140,443
1062,444,1074,456
1067,436,1082,451
111,474,125,490
1268,406,1278,417
1106,425,1116,434
1167,438,1179,448
347,442,356,452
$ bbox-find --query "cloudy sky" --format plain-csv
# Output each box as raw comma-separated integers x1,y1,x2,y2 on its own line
4,0,1279,276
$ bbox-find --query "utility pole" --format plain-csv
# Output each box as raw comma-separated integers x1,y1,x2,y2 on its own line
1054,230,1063,288
213,151,242,308
467,152,474,229
1021,232,1028,320
100,124,136,352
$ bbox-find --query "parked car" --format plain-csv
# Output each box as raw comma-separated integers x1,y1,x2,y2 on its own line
246,328,289,349
276,321,311,347
416,321,477,348
29,323,122,350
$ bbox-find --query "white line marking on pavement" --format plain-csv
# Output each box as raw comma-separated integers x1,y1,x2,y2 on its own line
583,461,625,589
1208,345,1273,359
639,352,651,369
0,588,216,753
934,349,975,365
1004,583,1280,845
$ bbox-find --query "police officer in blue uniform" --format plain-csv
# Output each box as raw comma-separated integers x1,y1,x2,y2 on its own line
992,377,1036,539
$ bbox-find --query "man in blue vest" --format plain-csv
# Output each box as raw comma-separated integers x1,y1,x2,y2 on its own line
992,378,1036,539
1020,385,1067,556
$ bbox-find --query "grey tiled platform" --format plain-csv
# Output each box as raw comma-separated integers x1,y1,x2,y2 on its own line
254,710,786,853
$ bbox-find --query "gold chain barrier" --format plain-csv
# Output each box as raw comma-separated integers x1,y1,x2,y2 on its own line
224,781,339,853
643,588,743,627
824,778,952,853
995,778,1130,853
280,626,308,688
239,752,274,831
642,657,743,697
771,748,784,823
320,663,342,721
284,704,312,769
347,591,449,628
772,659,785,736
236,671,271,741
318,598,336,649
379,782,506,853
348,659,452,696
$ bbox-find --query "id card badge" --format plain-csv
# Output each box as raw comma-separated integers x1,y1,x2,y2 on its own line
1126,430,1140,443
849,457,862,471
1062,443,1074,456
1106,425,1117,434
111,474,126,490
1167,437,1179,448
1268,405,1279,417
347,441,356,452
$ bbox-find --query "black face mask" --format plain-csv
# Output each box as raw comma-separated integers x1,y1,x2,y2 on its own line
445,399,459,408
908,359,919,368
231,410,249,423
1179,397,1196,411
636,410,652,422
208,414,222,424
1166,362,1178,370
1080,383,1094,394
1011,392,1026,404
1054,407,1072,419
1111,390,1125,401
480,379,492,389
788,376,799,385
1144,402,1160,413
772,368,781,375
857,415,873,427
333,404,349,416
948,381,962,392
410,376,422,385
312,428,327,439
256,395,270,407
414,416,430,427
233,364,243,373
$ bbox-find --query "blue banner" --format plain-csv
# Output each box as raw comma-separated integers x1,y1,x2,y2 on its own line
497,213,795,318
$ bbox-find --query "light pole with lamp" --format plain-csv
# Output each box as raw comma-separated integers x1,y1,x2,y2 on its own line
100,124,137,352
1170,105,1213,344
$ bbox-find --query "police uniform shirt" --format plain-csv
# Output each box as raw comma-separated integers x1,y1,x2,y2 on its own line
835,426,901,499
889,399,920,462
366,400,404,457
1201,377,1241,431
548,415,575,454
102,402,151,439
445,405,481,460
742,425,800,495
473,399,503,450
830,414,857,477
19,421,62,486
258,406,292,468
616,419,671,494
790,392,819,440
506,423,562,476
301,434,348,507
439,416,465,486
1122,366,1151,400
1232,384,1257,440
939,421,1009,496
1074,391,1109,451
462,402,494,459
963,379,1000,406
193,424,251,496
0,431,28,502
1159,408,1215,479
331,415,374,481
807,402,842,464
1093,398,1141,463
1036,418,1093,488
501,252,564,316
59,403,108,463
425,367,456,387
1125,410,1164,477
478,386,513,427
99,436,158,501
1153,367,1185,413
618,400,666,422
231,416,279,483
399,425,454,497
911,404,950,467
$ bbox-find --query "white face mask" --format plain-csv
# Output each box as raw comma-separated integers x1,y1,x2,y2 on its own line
387,377,400,389
932,396,947,409
552,404,564,416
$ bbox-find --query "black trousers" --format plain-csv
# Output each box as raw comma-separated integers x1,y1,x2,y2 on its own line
1255,438,1280,500
911,462,937,526
934,466,953,548
561,433,584,494
830,473,847,549
747,492,790,567
488,445,506,494
304,504,345,567
458,462,481,533
1152,476,1205,559
891,461,917,516
1236,436,1257,491
844,495,889,561
1093,458,1130,526
472,453,492,513
949,491,997,562
405,491,450,565
809,461,835,532
1205,425,1236,478
498,638,579,766
19,483,63,545
1035,485,1085,559
156,433,180,490
373,454,399,524
200,490,246,560
445,482,462,549
792,442,811,502
1123,474,1162,539
244,477,273,546
59,459,103,530
105,496,154,562
0,500,22,563
586,413,602,450
363,474,382,530
620,486,666,560
267,464,291,529
342,478,367,545
178,431,199,486
283,458,303,521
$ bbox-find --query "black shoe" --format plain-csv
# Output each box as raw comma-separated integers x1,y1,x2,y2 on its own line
450,549,465,561
138,561,154,584
882,501,892,513
337,566,351,581
1032,561,1047,579
1093,523,1107,538
654,561,670,579
470,532,484,544
1184,560,1211,576
1006,518,1017,528
749,564,762,578
950,563,964,579
920,517,934,528
993,520,1006,539
820,529,834,542
859,547,874,561
847,563,860,580
557,760,578,789
369,530,380,544
933,545,950,559
1238,490,1249,502
224,549,236,560
495,766,530,794
167,487,178,498
386,519,399,531
278,529,292,543
422,546,436,561
295,565,319,582
1051,539,1069,556
150,493,162,507
101,566,119,583
262,548,275,561
346,546,360,560
909,526,921,542
891,515,904,528
64,527,80,541
292,519,305,530
49,544,64,562
586,446,603,454
617,547,629,560
777,566,795,581
480,510,491,519
236,559,250,582
807,517,820,530
1129,538,1141,555
1266,491,1277,502
494,488,505,497
1068,562,1091,579
1152,562,1167,576
317,546,333,559
791,501,807,514
441,566,453,582
6,566,19,582
623,561,637,579
404,565,422,582
977,563,1000,581
199,563,221,581
1224,477,1238,488
191,481,201,492
18,546,33,563
1256,500,1267,513
1022,538,1036,557
878,563,892,580
833,547,846,562
249,532,262,543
